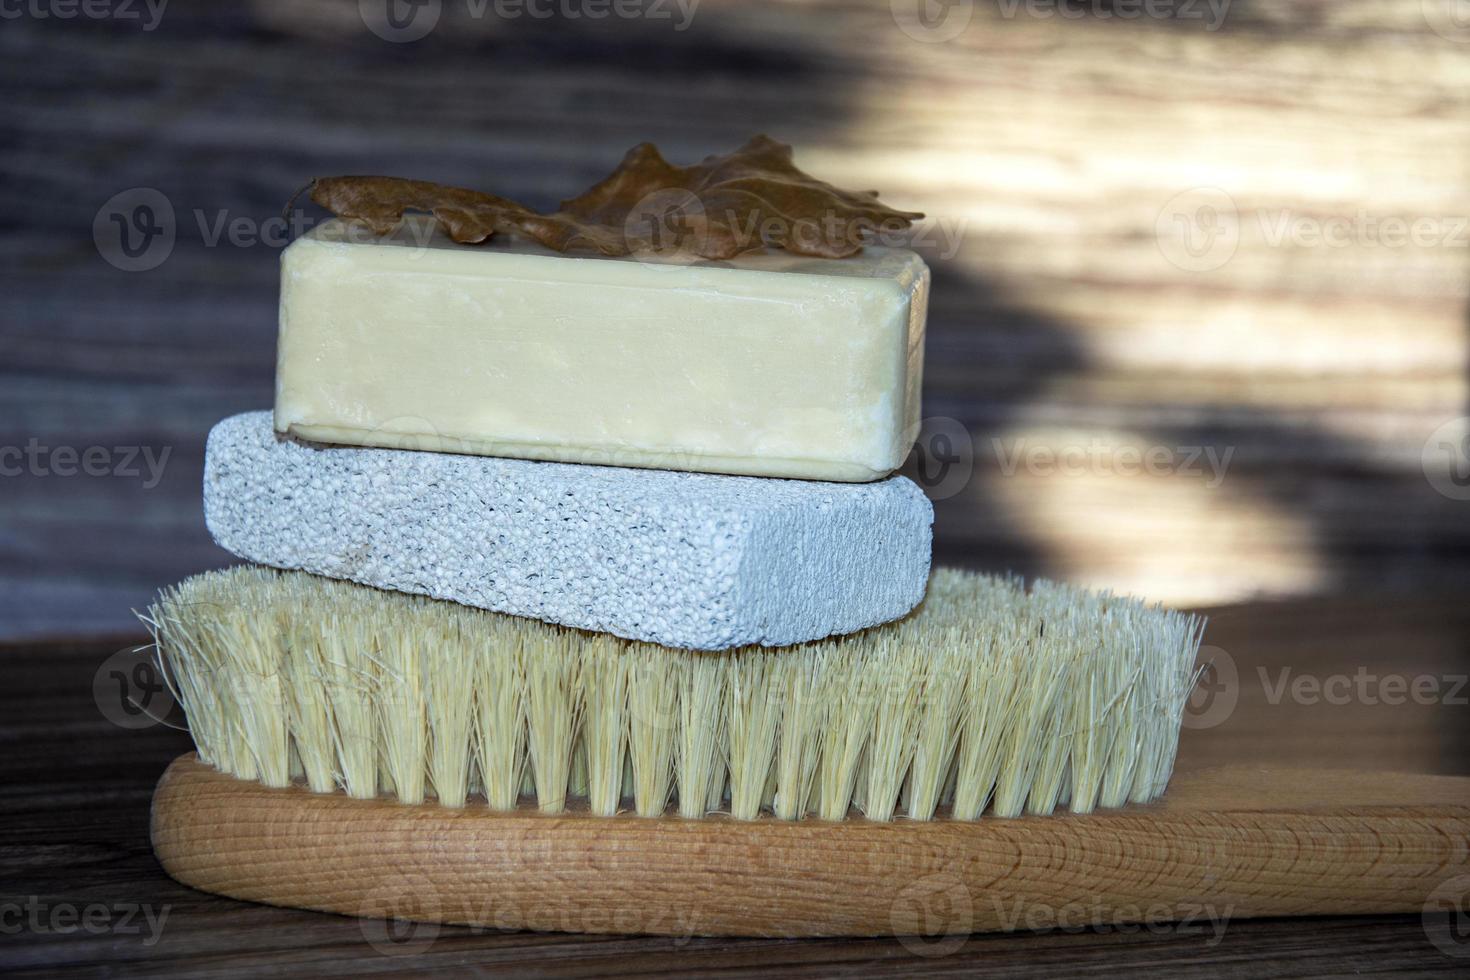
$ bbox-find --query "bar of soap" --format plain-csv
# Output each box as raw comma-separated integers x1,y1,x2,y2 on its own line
275,218,928,482
205,412,934,650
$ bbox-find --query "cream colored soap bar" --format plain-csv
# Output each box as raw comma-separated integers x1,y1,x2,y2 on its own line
275,218,928,481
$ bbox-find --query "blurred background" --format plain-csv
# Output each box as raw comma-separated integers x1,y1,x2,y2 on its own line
4,0,1469,640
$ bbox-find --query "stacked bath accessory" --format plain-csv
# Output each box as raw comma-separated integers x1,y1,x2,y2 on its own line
194,206,950,806
144,141,1210,937
153,200,1203,818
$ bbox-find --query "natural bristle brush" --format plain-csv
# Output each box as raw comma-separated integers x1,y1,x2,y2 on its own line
143,565,1203,823
143,566,1469,938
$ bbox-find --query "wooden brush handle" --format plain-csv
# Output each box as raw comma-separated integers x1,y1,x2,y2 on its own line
152,754,1470,938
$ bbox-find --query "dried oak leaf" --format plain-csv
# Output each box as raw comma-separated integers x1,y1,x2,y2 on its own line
307,177,535,245
308,135,923,260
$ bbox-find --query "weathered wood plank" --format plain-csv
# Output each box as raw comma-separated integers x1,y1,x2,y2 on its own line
4,2,1470,636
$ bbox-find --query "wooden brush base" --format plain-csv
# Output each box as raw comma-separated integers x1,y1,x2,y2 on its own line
151,754,1470,938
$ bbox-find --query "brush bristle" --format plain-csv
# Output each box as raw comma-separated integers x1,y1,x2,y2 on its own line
140,566,1204,821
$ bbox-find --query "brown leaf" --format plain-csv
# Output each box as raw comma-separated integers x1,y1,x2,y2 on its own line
307,136,923,260
308,176,534,245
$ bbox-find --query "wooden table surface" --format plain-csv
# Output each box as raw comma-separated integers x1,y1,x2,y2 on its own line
3,595,1468,977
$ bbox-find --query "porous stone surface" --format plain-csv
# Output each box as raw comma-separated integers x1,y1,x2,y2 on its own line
204,412,933,650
